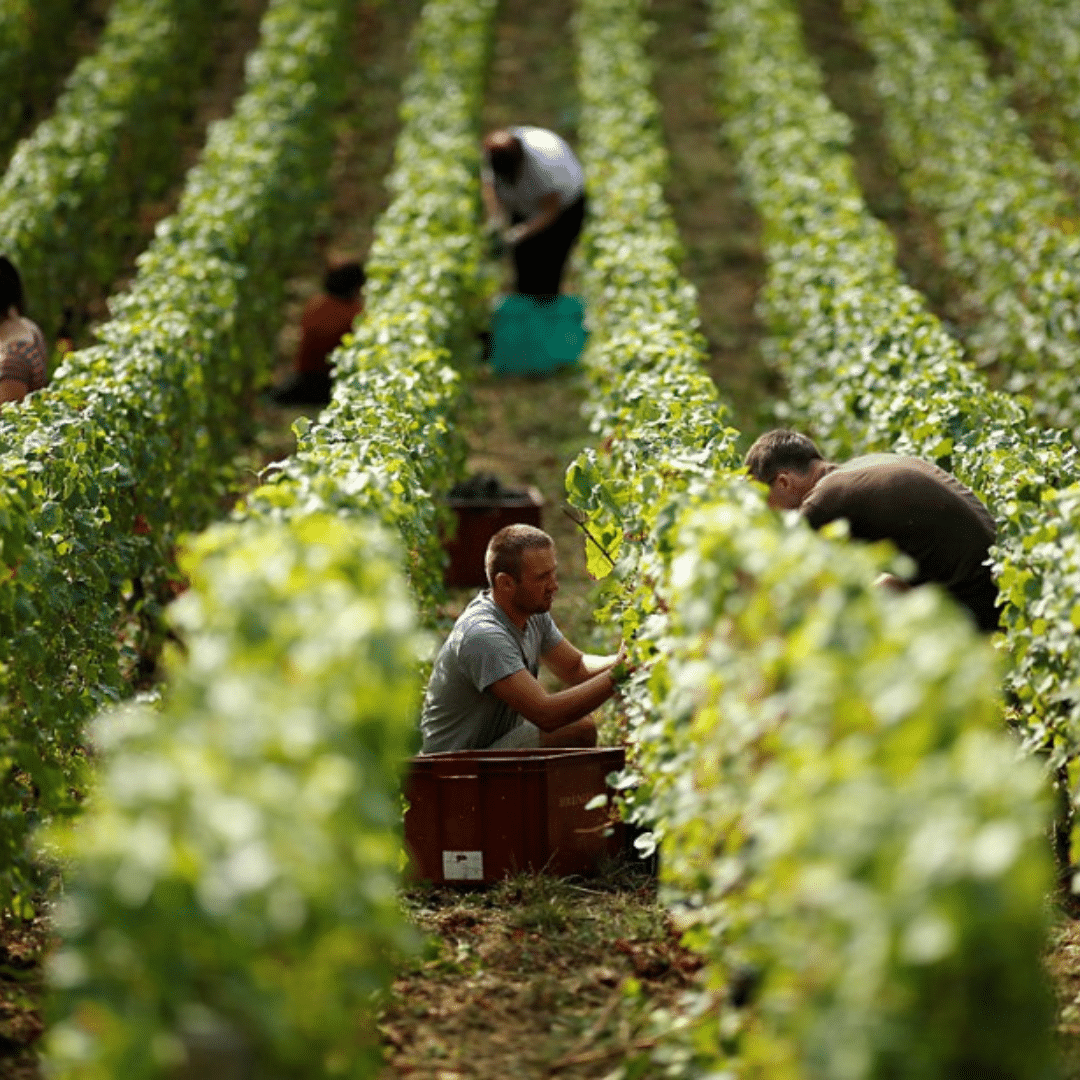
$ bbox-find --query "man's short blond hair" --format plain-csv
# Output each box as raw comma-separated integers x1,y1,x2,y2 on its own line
485,524,554,588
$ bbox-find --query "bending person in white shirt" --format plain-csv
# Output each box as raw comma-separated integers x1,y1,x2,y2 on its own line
481,126,587,301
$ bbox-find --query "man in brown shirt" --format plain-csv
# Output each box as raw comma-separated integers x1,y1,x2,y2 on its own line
744,430,1000,633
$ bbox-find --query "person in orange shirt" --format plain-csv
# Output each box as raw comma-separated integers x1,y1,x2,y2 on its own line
270,259,364,406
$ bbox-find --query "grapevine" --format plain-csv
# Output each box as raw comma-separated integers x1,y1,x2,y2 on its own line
0,0,352,917
567,1,1057,1073
42,1,496,1070
0,0,219,340
42,516,425,1079
707,0,1080,865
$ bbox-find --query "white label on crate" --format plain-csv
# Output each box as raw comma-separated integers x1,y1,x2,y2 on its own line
443,850,484,880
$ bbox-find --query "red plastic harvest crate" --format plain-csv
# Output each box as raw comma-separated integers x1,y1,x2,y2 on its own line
402,747,625,884
442,486,544,588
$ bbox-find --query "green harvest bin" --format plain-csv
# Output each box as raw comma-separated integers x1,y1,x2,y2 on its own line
488,294,588,376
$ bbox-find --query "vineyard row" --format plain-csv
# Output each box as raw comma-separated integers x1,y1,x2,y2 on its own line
980,0,1080,163
0,0,219,341
0,0,80,157
845,0,1080,433
42,0,496,1072
0,0,352,917
712,0,1080,862
568,0,1055,1072
6,0,1078,1074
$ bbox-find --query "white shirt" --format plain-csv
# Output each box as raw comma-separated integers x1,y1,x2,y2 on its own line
482,126,585,220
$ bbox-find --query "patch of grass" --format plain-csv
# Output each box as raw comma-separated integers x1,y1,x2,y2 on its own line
509,895,570,936
382,868,701,1079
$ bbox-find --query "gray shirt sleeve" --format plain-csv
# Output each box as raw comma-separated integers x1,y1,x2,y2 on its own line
537,613,564,657
457,622,527,692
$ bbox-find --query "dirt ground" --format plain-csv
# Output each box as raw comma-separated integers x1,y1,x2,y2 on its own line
124,0,272,262
372,1,685,1072
948,0,1080,201
432,0,607,666
1048,920,1080,1079
378,871,703,1080
792,0,1080,365
647,0,773,439
452,0,596,647
0,914,48,1079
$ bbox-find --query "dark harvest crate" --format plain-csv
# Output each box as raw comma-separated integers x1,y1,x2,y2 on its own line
442,485,544,588
402,747,625,884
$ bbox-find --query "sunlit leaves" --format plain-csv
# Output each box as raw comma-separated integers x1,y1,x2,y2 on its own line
656,492,1055,1080
43,517,423,1080
979,0,1080,160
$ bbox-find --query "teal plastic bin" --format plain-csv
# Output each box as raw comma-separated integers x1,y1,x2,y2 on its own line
488,294,588,376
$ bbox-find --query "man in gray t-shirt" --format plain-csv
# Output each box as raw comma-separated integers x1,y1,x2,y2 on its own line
420,524,624,753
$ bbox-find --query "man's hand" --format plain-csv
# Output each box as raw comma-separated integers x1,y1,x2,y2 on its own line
500,195,562,250
607,641,634,688
502,223,526,248
480,177,506,227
